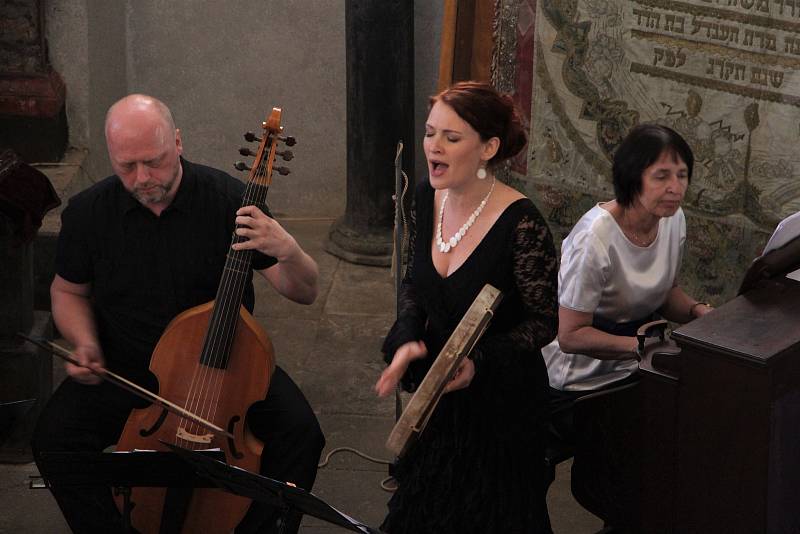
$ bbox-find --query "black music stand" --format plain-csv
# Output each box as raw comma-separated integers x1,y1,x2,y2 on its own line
36,450,225,534
0,398,36,443
162,442,384,534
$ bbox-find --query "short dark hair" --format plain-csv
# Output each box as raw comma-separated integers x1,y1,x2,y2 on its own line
612,123,694,208
431,81,527,167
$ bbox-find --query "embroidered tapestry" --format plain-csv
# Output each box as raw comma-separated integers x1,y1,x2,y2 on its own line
492,0,800,301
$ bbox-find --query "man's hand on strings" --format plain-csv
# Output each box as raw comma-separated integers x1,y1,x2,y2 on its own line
442,357,476,394
233,205,300,262
236,205,320,304
66,344,105,385
375,341,427,397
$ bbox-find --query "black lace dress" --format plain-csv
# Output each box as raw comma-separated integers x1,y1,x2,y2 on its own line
381,180,559,534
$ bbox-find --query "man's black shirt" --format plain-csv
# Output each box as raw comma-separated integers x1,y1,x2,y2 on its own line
55,158,277,376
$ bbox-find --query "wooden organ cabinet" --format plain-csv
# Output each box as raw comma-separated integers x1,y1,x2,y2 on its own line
572,237,800,533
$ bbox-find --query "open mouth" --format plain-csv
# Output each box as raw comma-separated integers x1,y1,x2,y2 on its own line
430,160,449,176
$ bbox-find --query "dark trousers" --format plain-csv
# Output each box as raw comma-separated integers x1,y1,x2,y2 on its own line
31,365,325,534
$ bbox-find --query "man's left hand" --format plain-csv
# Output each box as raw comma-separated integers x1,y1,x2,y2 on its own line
233,205,299,261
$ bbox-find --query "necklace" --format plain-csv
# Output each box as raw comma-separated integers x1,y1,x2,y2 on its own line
629,229,655,247
436,178,496,253
620,211,657,247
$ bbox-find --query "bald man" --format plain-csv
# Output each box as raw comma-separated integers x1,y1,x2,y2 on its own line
32,94,325,533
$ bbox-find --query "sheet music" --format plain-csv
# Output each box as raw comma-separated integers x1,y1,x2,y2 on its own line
763,210,800,256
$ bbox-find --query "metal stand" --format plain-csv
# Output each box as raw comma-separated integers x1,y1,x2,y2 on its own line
36,450,224,534
164,442,384,533
113,486,133,534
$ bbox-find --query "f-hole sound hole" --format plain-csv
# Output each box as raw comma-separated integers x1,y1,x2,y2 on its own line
228,415,243,459
140,408,168,437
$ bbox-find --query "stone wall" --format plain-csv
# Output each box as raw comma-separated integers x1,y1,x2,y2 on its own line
42,1,444,218
0,0,45,74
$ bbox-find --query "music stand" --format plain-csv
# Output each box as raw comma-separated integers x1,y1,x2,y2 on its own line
739,222,800,295
0,398,36,442
36,450,225,533
162,442,384,534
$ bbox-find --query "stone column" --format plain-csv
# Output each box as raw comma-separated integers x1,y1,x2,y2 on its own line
325,0,415,266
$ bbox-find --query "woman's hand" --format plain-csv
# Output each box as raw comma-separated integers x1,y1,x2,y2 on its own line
442,357,476,394
691,302,714,318
66,344,105,385
374,341,427,397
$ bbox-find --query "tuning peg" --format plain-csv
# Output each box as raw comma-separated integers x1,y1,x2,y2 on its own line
279,135,296,146
239,147,257,157
234,161,251,171
277,150,294,161
244,132,261,142
274,166,291,176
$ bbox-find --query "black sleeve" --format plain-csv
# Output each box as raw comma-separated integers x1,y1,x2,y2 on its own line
54,197,93,284
470,208,559,371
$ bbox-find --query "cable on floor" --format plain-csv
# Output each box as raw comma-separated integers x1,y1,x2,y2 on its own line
317,446,398,492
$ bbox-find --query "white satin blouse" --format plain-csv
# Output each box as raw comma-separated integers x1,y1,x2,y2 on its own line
543,203,686,391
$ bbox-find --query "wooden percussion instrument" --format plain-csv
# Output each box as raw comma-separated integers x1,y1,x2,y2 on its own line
385,284,503,457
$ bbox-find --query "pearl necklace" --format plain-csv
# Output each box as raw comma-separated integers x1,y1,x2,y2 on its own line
436,178,496,253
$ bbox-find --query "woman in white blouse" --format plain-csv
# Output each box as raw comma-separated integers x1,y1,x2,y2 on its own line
543,123,712,432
